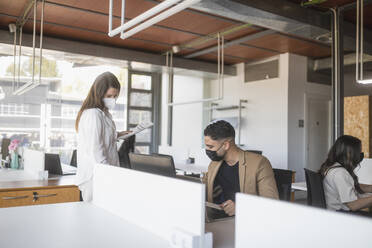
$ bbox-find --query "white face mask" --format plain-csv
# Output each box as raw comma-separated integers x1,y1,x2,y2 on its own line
103,98,116,110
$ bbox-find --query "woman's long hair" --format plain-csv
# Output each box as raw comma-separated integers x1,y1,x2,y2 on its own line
75,72,120,132
319,135,364,194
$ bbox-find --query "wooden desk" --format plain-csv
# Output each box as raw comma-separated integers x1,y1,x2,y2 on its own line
0,170,79,207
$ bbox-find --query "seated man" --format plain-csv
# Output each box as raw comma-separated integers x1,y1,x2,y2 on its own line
203,120,278,217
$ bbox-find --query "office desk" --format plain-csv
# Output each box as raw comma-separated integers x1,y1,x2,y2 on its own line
175,162,208,174
206,218,235,248
0,202,170,248
0,170,79,207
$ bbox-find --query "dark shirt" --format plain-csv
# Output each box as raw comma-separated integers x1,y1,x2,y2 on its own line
213,161,240,204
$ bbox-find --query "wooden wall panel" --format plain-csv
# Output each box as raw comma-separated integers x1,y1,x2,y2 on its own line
344,95,371,158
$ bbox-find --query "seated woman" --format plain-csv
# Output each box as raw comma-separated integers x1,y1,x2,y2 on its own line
320,135,372,216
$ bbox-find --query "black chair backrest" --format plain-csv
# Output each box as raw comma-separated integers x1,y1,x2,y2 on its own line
1,138,11,160
118,135,135,169
129,153,176,177
304,168,327,208
273,168,293,201
70,150,77,167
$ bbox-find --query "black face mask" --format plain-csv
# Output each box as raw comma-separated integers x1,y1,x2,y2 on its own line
205,144,225,161
358,152,364,164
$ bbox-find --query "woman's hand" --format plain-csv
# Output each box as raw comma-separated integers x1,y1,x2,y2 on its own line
118,131,132,137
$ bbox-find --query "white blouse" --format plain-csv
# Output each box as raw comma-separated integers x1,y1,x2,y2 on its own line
76,108,119,201
323,164,358,211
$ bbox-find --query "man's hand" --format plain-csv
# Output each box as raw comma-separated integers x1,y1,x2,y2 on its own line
221,200,235,216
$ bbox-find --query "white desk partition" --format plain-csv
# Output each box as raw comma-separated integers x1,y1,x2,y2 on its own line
355,158,372,184
23,148,45,175
0,202,171,248
93,164,210,248
235,193,372,248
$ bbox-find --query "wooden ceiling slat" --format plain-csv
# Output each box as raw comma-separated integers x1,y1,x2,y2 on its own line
344,4,372,29
43,0,240,35
175,26,261,55
0,0,29,17
0,0,345,65
244,34,331,58
21,21,171,53
223,45,278,60
39,4,200,46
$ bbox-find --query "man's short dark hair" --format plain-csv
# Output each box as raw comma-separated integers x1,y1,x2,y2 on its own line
204,120,235,140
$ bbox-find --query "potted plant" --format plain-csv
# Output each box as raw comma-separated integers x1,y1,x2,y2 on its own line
8,139,20,169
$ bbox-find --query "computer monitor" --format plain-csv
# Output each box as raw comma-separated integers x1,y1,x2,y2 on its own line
70,149,77,167
129,153,176,177
45,153,63,175
44,153,77,176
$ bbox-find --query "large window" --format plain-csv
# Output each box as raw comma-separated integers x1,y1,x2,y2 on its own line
0,55,128,163
128,71,160,154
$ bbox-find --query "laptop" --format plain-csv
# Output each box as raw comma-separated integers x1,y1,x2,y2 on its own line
44,153,77,176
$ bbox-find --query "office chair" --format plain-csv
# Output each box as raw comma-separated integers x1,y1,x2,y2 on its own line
129,153,176,177
70,150,77,167
118,135,135,169
304,168,327,208
273,168,293,201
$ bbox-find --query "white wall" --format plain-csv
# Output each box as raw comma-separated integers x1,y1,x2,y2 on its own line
288,54,331,181
209,54,290,170
160,73,205,155
160,54,332,181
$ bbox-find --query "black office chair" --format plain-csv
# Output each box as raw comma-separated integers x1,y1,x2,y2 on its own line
273,168,293,201
70,149,77,167
304,168,327,208
118,135,135,169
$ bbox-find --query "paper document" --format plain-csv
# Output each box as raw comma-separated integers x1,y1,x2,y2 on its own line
206,201,223,210
118,122,154,140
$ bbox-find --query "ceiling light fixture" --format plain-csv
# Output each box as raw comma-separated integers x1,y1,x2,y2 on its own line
108,0,201,40
12,0,45,96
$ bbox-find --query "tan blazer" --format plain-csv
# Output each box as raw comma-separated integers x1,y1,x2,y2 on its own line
203,150,279,202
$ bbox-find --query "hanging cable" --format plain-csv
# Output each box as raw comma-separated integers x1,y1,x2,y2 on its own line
32,0,36,84
18,26,22,89
39,0,45,84
360,0,364,80
356,0,360,82
12,25,17,92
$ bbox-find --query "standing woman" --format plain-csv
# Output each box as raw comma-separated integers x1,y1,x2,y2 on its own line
75,72,128,201
320,135,372,215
